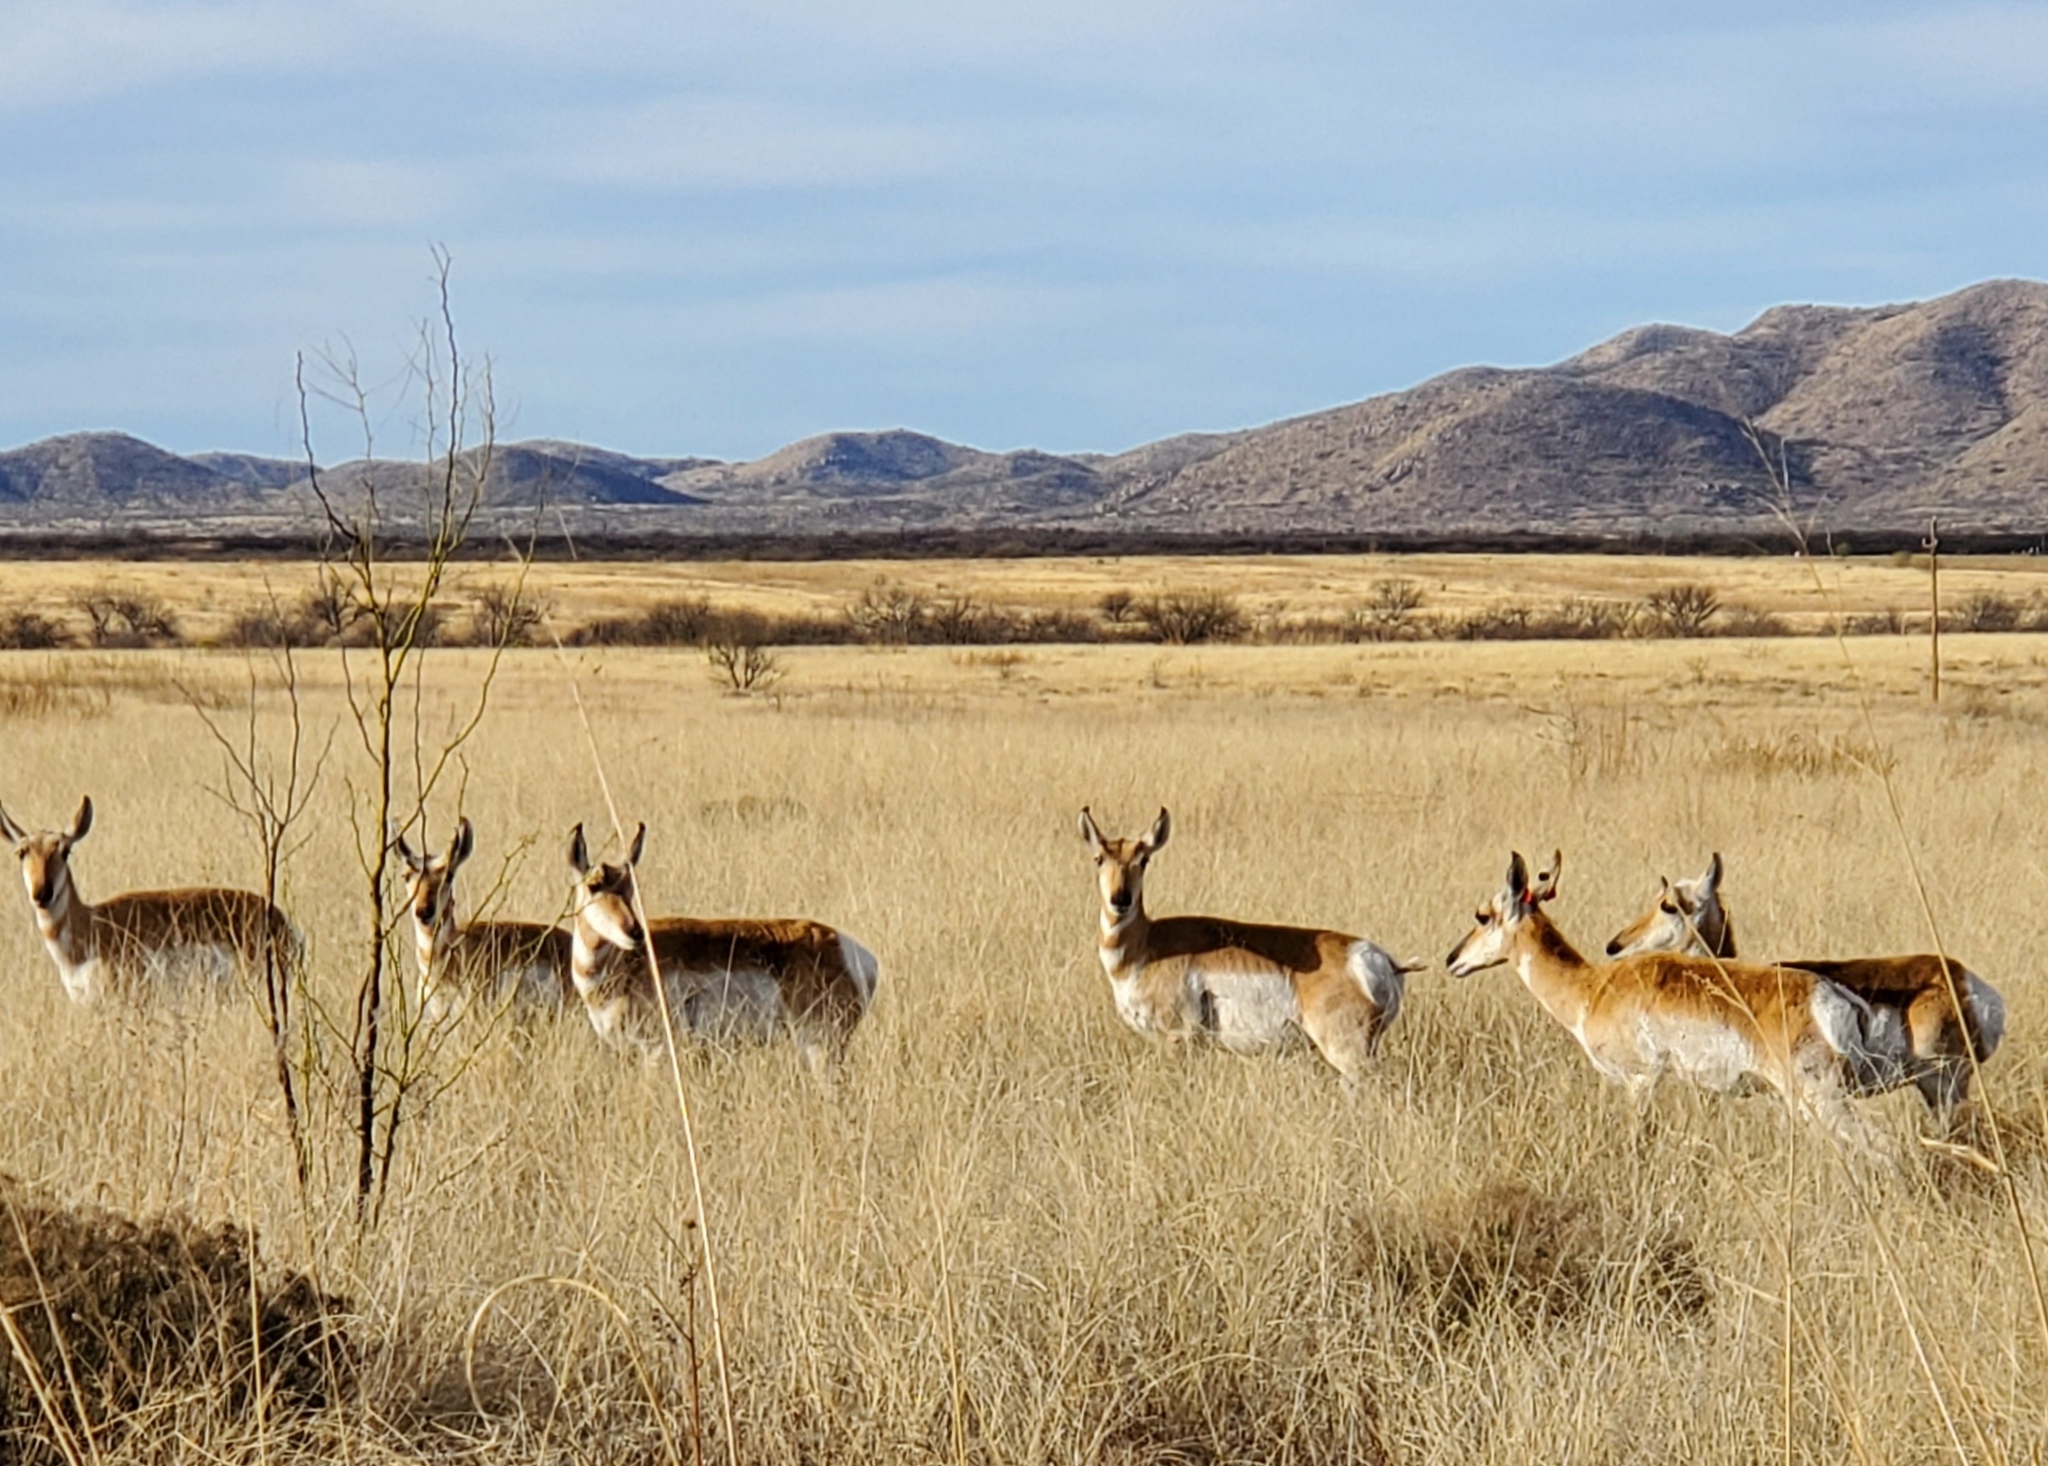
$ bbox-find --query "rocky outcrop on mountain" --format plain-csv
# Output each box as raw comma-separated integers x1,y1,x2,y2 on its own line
6,279,2047,542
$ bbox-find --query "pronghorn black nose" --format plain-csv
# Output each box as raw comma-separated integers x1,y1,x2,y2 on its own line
31,882,52,908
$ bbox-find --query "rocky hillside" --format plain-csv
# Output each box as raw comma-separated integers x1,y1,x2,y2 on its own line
6,279,2046,542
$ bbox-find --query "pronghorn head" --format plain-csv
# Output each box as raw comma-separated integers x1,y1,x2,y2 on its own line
1605,852,1725,959
0,796,93,913
1446,850,1561,977
1078,806,1169,926
394,817,475,944
569,821,647,952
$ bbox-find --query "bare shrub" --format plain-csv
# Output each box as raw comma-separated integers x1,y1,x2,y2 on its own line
1641,584,1721,638
1536,688,1643,781
1098,589,1136,625
926,594,992,645
1133,590,1247,644
469,582,551,647
846,579,930,643
297,568,363,644
1448,602,1536,640
707,632,784,694
1846,606,1911,635
1548,598,1640,640
571,596,713,646
0,610,67,650
645,597,715,644
1956,591,2021,633
74,589,182,648
1016,608,1101,643
1362,577,1424,638
1718,603,1789,637
217,606,317,649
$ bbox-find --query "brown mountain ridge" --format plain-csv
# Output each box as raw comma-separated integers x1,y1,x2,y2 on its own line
5,278,2045,544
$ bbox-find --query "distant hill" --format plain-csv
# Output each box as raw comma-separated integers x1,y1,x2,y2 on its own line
6,279,2047,545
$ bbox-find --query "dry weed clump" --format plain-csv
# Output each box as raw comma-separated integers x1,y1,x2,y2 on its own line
1706,731,1898,779
0,668,111,722
1353,1178,1710,1337
0,1177,349,1459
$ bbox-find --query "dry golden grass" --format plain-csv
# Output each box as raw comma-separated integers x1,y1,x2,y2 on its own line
11,550,2048,642
0,589,2044,1460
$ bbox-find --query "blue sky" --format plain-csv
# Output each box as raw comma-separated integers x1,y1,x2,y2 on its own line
4,1,2046,462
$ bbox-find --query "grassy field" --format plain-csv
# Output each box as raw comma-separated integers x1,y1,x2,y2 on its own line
12,550,2048,643
0,559,2045,1462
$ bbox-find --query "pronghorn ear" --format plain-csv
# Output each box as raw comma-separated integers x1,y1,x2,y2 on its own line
66,796,93,845
393,832,423,873
1140,807,1171,854
627,823,646,866
1701,851,1723,894
1078,807,1109,854
569,823,590,875
1529,851,1562,904
0,804,22,845
450,817,475,868
1504,851,1529,903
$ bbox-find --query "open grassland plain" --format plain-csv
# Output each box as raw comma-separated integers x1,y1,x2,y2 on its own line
12,551,2048,644
0,610,2046,1461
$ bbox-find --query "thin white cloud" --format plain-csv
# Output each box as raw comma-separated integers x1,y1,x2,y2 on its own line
534,94,969,192
0,1,339,111
674,273,1090,345
278,157,466,228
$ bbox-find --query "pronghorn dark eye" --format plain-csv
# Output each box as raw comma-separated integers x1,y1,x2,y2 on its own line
1475,909,1492,925
1659,900,1678,914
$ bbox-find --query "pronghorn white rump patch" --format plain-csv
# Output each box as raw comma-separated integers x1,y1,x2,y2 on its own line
1346,941,1407,1025
1968,973,2007,1059
838,934,881,1011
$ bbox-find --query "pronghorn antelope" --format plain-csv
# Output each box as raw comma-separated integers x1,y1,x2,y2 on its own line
0,796,298,1005
1606,852,2005,1121
1447,851,1903,1154
1077,807,1414,1079
395,817,572,1028
566,821,879,1067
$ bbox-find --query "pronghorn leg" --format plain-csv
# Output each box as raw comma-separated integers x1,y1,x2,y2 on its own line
1626,1074,1661,1154
1914,1061,1969,1134
1798,1077,1893,1168
1298,1000,1378,1087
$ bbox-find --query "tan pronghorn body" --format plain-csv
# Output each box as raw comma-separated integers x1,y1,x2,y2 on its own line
567,822,879,1067
1,796,297,1006
396,818,572,1028
1606,853,2005,1119
1078,808,1412,1078
1449,852,1901,1153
